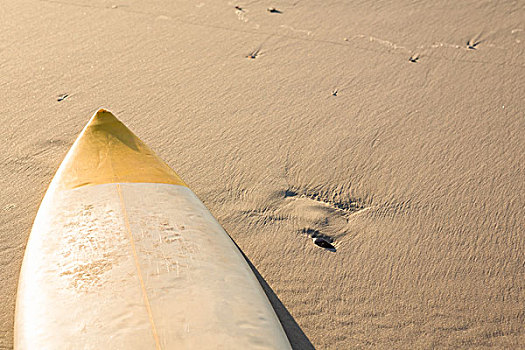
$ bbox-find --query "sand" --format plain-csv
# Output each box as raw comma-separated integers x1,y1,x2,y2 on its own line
1,0,524,348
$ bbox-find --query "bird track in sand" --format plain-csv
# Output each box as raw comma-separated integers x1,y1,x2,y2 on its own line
39,0,524,68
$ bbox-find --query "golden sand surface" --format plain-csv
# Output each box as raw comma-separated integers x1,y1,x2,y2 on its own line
1,0,523,348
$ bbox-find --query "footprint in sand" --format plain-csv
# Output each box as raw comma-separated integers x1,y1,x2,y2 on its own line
467,37,483,50
409,53,419,63
240,186,367,253
234,5,249,22
246,47,261,59
246,187,366,252
284,188,368,251
57,93,69,102
267,7,282,14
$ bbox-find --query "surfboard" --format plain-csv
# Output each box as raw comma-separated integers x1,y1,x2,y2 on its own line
15,109,291,349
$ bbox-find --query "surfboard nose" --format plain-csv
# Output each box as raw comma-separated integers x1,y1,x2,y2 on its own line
52,108,187,190
89,108,118,126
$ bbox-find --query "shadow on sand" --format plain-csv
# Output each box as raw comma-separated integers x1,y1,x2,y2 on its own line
234,244,315,349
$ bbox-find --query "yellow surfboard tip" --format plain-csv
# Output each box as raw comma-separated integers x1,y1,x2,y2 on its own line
89,108,119,125
52,109,187,190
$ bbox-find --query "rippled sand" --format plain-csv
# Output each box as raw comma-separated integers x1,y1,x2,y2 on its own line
1,0,523,348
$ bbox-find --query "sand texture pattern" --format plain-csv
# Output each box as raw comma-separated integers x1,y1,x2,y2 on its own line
1,0,524,348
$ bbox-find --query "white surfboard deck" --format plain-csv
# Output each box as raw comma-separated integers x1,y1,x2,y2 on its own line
15,109,291,349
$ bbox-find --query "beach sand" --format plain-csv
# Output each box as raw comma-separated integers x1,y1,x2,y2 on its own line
1,0,524,348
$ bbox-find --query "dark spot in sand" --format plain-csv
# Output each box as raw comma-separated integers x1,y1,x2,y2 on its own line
301,228,336,251
284,189,298,198
246,48,261,59
467,39,482,50
313,237,336,252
